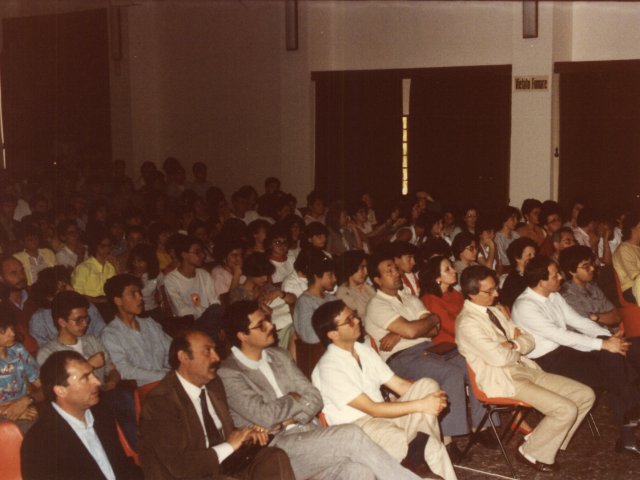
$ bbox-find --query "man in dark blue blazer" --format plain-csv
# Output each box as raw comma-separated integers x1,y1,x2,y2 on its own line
21,350,141,480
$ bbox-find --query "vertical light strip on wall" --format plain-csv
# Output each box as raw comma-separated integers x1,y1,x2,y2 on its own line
0,73,6,169
402,79,411,194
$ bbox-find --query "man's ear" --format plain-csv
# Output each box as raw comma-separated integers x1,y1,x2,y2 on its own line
327,330,339,344
53,385,67,399
177,350,189,364
113,295,123,308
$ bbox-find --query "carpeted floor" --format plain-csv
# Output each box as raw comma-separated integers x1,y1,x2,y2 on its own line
452,395,640,480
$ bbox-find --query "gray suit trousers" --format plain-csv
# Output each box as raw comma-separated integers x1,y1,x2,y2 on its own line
273,423,421,480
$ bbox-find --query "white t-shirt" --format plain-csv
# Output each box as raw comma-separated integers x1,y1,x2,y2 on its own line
164,268,220,318
365,289,430,361
270,255,295,284
282,271,308,298
312,342,394,425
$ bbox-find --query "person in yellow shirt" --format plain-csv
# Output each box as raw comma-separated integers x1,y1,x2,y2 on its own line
71,228,117,309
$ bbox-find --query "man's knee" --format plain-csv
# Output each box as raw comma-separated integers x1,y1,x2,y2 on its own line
412,378,440,395
554,399,579,424
330,423,368,443
338,461,376,480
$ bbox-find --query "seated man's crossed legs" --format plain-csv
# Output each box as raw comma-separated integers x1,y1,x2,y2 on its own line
354,378,456,480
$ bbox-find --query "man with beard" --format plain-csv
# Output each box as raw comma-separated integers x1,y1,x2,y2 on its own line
101,274,171,386
139,328,295,479
0,255,38,354
21,350,142,479
218,300,423,480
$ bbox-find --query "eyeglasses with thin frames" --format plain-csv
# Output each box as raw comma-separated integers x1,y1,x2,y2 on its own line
479,287,499,295
335,313,360,329
248,317,273,332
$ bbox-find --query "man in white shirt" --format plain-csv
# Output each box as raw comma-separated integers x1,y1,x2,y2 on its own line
164,234,223,337
513,255,640,454
457,265,594,473
311,300,455,479
390,241,420,296
21,350,141,480
364,252,487,456
139,328,294,480
218,300,423,480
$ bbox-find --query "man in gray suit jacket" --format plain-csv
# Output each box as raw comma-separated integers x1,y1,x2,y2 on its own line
139,328,295,480
218,300,423,480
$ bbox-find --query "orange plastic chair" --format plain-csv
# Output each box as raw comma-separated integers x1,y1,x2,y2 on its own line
613,270,640,337
116,421,140,466
134,381,161,423
0,422,23,480
460,364,532,479
317,412,329,428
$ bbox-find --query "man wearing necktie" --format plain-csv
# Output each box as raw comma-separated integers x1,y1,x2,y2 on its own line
139,329,294,480
456,265,595,474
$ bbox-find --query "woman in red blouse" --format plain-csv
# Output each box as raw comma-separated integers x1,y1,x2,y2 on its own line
420,255,464,344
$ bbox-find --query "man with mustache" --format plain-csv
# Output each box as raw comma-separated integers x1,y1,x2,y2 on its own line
139,328,295,479
218,300,424,480
21,350,142,479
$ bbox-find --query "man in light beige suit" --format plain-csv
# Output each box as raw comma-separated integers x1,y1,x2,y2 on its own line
455,265,594,474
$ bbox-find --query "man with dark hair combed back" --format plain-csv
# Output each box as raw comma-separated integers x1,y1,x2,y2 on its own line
21,350,142,480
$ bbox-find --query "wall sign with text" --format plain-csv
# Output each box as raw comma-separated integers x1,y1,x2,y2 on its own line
513,75,549,91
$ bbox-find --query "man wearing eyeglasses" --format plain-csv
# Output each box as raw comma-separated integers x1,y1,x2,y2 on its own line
559,245,620,327
457,265,595,473
512,255,640,456
218,300,424,480
311,300,455,480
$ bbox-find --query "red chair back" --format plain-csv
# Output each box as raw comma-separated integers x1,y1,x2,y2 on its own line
318,412,329,428
0,422,23,480
135,381,161,423
116,422,140,466
612,270,640,337
613,269,635,307
466,363,530,407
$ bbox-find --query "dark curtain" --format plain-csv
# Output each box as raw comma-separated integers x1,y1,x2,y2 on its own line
1,9,111,179
408,68,511,212
314,71,402,212
559,70,640,211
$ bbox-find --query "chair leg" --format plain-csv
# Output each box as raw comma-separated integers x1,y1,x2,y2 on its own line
502,408,531,446
587,412,601,438
487,407,519,479
459,411,489,462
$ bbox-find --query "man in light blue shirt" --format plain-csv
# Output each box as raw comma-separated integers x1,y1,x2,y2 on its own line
101,274,171,386
21,350,141,479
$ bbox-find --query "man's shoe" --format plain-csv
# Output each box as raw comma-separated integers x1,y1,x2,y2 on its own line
475,429,500,450
400,459,443,479
615,439,640,455
514,446,558,473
